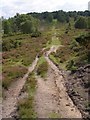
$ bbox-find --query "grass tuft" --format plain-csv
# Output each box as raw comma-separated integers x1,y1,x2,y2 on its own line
18,73,37,118
37,56,48,77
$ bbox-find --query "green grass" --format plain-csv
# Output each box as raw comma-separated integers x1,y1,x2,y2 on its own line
46,33,61,49
18,73,37,118
37,56,48,77
49,112,61,118
45,21,62,49
37,56,46,67
49,54,59,65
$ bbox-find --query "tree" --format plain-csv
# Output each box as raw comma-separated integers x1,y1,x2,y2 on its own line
21,20,36,34
75,17,87,29
46,13,53,22
3,20,12,34
66,15,70,23
0,18,2,33
42,12,53,22
56,11,69,23
14,14,28,30
57,11,66,23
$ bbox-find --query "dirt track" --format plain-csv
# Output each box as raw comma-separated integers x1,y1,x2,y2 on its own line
2,46,82,118
2,57,38,118
34,46,82,118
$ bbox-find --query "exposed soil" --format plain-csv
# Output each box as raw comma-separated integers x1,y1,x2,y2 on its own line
2,57,38,118
34,71,58,118
64,65,90,119
34,46,82,118
2,45,88,119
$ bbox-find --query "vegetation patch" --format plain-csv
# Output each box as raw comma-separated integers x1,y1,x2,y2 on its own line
49,54,59,65
49,112,61,118
46,31,61,49
2,65,27,89
1,9,90,119
37,56,48,77
53,27,89,71
2,34,48,89
18,73,37,118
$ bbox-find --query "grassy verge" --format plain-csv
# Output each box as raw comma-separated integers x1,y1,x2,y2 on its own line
46,30,61,49
49,54,59,65
37,56,48,78
18,73,37,118
46,37,61,49
49,112,61,118
36,56,46,67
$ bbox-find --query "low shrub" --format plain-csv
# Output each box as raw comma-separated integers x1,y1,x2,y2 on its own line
37,60,48,77
2,65,27,89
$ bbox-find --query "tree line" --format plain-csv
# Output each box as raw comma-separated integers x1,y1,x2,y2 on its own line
1,10,90,35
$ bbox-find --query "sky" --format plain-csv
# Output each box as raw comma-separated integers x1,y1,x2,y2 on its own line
0,0,89,18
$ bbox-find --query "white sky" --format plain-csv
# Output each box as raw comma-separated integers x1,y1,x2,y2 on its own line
0,0,89,18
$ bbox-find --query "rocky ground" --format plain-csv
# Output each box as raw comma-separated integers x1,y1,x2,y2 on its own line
63,64,90,119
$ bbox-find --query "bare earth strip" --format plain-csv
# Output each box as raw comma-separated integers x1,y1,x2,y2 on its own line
2,46,82,118
2,57,38,118
34,46,82,118
34,70,59,118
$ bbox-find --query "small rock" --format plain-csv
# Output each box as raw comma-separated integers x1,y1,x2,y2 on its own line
66,103,70,106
